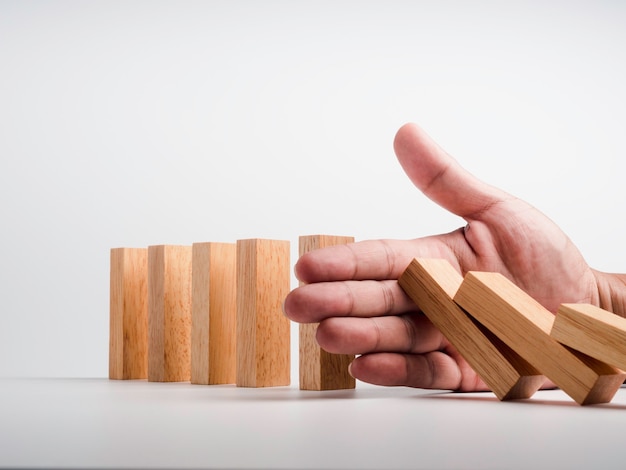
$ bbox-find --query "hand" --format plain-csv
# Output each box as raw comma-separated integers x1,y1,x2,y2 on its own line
283,123,600,392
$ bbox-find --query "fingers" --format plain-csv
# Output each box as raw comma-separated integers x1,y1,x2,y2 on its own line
348,352,486,391
294,232,465,284
394,123,510,220
285,123,521,393
313,315,491,392
310,308,491,392
294,239,418,284
285,231,475,325
316,313,445,355
284,279,415,323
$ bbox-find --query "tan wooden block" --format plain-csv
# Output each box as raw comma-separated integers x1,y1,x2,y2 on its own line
109,248,148,380
299,235,356,391
552,303,626,372
454,271,626,405
398,258,544,400
236,239,291,387
148,245,193,382
191,242,237,385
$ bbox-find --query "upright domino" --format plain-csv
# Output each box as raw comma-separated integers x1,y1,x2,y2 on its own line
454,271,626,405
236,239,290,387
148,245,193,382
191,242,237,385
109,248,148,380
299,235,356,391
398,258,544,400
551,303,626,371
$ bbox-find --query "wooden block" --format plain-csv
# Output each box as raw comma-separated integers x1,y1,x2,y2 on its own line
552,303,626,371
398,258,544,400
191,242,237,385
299,235,356,391
454,271,626,405
148,245,193,382
109,248,148,380
236,239,290,387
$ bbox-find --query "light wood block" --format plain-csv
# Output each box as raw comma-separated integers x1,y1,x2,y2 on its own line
398,258,544,400
109,248,148,380
454,271,626,405
148,245,193,382
236,239,290,387
552,303,626,371
191,242,237,385
299,235,356,391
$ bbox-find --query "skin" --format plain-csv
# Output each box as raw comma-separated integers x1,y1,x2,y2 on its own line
283,122,626,392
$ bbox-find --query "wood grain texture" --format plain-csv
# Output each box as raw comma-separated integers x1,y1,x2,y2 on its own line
299,235,355,391
398,258,544,400
454,271,626,405
148,245,193,382
191,242,237,385
109,248,148,380
552,303,626,371
236,239,290,387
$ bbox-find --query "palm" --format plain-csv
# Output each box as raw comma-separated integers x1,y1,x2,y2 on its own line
432,198,597,313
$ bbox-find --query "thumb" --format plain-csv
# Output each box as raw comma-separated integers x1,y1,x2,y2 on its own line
394,123,509,219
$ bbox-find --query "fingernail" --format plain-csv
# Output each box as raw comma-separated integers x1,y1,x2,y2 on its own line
293,261,301,282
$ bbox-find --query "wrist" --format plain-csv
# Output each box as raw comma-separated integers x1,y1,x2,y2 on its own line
592,269,626,318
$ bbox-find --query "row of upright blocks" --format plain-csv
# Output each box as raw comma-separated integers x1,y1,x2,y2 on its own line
109,236,355,390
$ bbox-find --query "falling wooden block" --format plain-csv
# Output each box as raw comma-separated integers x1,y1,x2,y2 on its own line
398,258,544,400
236,239,290,387
191,242,237,385
299,235,356,391
552,303,626,371
148,245,193,382
109,247,148,380
454,271,626,405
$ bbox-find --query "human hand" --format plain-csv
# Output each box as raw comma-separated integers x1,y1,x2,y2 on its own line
283,123,600,392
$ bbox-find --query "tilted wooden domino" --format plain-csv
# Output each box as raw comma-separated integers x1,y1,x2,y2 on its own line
454,271,626,405
398,258,544,400
236,239,290,387
109,248,148,380
191,242,237,385
551,303,626,372
299,235,356,391
148,245,193,382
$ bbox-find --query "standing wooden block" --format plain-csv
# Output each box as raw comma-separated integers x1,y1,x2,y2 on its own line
236,239,290,387
148,245,193,382
299,235,356,391
552,303,626,371
109,248,148,380
454,271,626,405
191,242,237,385
398,258,544,400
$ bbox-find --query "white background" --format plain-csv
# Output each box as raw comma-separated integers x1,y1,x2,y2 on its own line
1,0,626,379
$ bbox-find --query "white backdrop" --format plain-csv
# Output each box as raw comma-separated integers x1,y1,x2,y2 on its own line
1,1,625,378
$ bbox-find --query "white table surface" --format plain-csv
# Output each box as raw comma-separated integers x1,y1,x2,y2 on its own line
1,378,625,469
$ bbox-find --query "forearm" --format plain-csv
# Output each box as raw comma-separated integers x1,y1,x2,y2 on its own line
592,270,626,318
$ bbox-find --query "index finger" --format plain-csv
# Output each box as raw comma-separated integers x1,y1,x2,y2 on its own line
295,236,463,284
294,239,412,284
